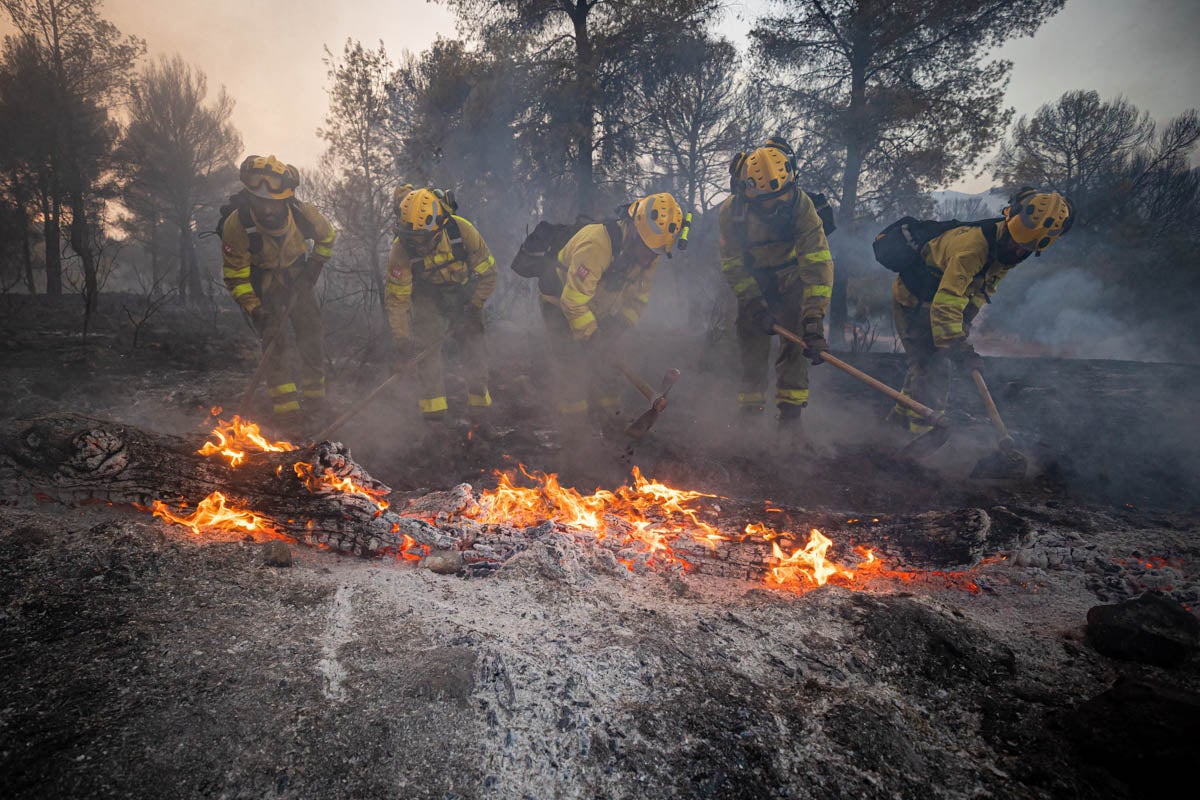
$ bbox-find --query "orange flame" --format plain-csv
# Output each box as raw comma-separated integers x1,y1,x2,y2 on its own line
293,462,390,514
766,528,868,588
472,466,725,570
198,415,295,467
150,491,287,541
398,534,428,562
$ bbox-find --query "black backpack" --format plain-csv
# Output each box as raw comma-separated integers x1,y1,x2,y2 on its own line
872,217,1002,302
806,191,836,237
511,217,623,297
215,190,318,255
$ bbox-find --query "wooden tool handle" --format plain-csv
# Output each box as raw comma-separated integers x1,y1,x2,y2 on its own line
970,369,1011,444
771,324,946,426
311,373,400,442
615,360,657,402
660,368,681,397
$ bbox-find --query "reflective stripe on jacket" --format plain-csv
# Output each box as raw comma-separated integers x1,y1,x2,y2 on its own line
717,190,834,325
546,222,657,340
892,221,1009,347
221,201,336,313
385,215,495,342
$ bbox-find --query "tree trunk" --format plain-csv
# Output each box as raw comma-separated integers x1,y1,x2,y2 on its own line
572,7,596,216
369,218,389,328
0,413,453,557
829,143,864,350
70,191,99,315
178,216,202,305
151,218,162,285
831,53,868,350
19,207,35,294
1,414,1011,575
44,198,62,296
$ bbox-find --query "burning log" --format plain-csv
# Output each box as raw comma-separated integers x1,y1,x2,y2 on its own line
0,413,450,556
1,414,1007,592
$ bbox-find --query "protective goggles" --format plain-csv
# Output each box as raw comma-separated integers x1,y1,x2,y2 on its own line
244,170,289,194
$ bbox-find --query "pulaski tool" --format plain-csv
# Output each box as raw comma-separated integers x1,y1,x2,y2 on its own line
770,323,951,457
967,369,1028,479
615,361,681,440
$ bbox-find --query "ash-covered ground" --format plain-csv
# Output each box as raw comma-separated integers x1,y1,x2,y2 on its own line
2,295,1198,799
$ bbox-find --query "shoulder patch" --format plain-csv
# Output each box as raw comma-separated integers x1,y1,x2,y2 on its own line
574,265,590,282
223,243,234,255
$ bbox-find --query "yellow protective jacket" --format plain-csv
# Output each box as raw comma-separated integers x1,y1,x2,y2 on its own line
385,215,496,341
717,191,834,324
892,221,1009,347
221,201,336,313
546,222,657,341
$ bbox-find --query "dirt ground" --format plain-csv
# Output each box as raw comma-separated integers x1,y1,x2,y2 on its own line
1,294,1198,799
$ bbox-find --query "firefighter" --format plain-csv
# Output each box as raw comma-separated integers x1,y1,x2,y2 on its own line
718,139,834,439
385,187,496,433
541,192,684,436
221,155,337,433
889,187,1074,433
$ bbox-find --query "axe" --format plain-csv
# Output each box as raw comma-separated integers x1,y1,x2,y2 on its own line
615,361,681,440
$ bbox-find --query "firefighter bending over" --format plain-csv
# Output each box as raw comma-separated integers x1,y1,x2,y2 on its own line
718,138,835,441
221,155,337,434
888,188,1074,433
541,192,684,438
385,187,496,435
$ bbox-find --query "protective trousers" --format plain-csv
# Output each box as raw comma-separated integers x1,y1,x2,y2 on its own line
891,300,951,434
259,267,325,419
411,284,491,420
735,276,811,411
540,302,620,424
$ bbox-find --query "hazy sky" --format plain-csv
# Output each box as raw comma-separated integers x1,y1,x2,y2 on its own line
6,0,1199,192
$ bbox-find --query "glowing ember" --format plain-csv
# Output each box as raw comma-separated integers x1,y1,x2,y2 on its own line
398,534,428,562
150,491,287,541
198,415,295,467
293,462,390,514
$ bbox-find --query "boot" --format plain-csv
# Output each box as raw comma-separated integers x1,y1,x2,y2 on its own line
467,408,499,442
777,403,807,453
735,402,767,434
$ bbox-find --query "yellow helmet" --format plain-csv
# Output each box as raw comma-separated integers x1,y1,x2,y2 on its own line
392,183,415,215
397,188,447,238
1004,187,1074,252
240,155,299,200
628,192,684,255
737,146,795,200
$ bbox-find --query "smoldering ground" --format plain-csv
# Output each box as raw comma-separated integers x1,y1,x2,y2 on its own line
3,289,1200,800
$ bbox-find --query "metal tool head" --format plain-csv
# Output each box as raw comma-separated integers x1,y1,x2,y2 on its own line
970,446,1028,480
625,369,680,440
624,406,660,440
660,368,681,395
901,424,951,459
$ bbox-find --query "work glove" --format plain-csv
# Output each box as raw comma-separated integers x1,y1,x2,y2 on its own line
962,302,981,336
947,340,985,374
301,258,325,288
801,319,828,365
249,305,273,338
749,299,777,336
